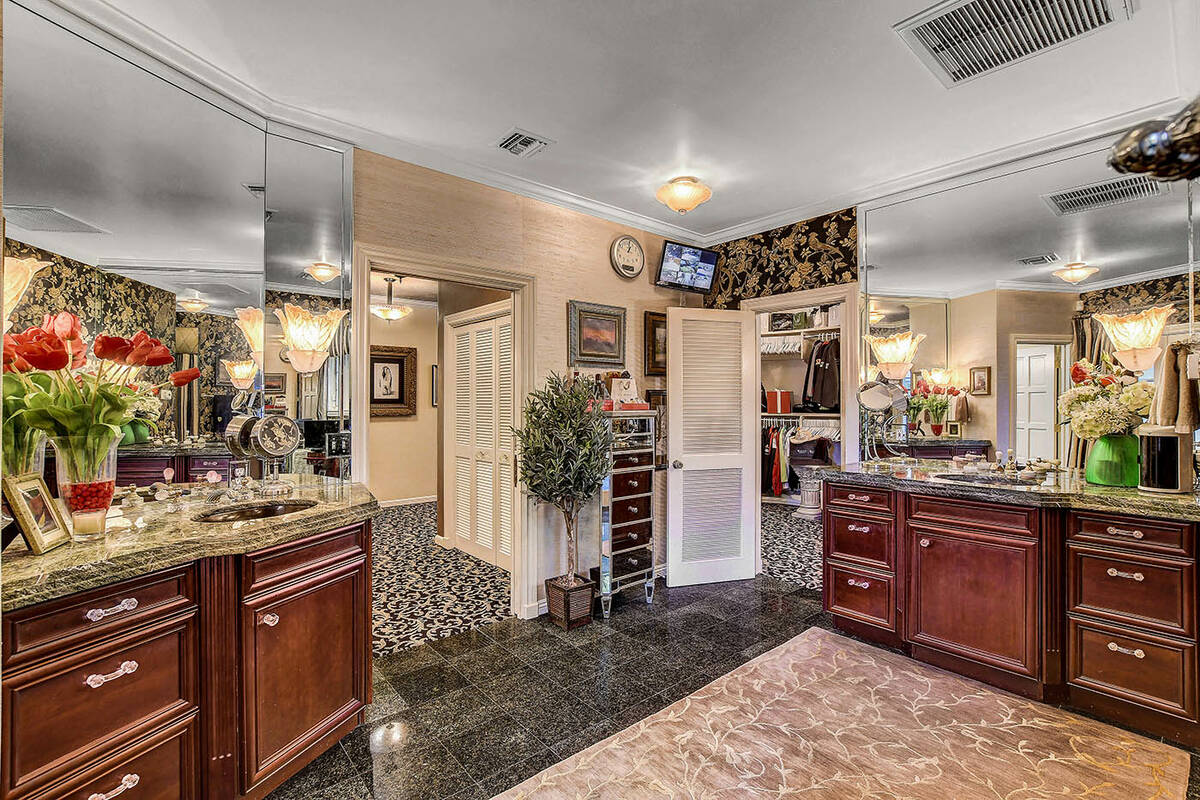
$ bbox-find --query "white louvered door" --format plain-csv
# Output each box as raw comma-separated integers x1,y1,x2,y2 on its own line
444,310,513,571
666,306,757,587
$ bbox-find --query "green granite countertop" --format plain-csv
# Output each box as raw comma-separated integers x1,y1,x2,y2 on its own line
818,461,1200,522
1,475,379,612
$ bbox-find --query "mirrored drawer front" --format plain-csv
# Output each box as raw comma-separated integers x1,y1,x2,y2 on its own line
612,469,653,498
612,495,651,526
612,549,653,580
1069,619,1196,720
826,484,893,515
826,564,894,631
614,451,654,470
1068,544,1194,638
827,511,893,570
612,521,652,552
1070,512,1192,557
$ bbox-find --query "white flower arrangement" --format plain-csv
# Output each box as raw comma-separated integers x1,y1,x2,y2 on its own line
1057,358,1154,441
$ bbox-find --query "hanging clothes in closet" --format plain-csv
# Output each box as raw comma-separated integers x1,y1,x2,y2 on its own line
800,335,840,412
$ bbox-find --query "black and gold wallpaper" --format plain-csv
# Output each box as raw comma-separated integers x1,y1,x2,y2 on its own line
175,311,247,435
705,207,858,309
1079,273,1190,315
265,289,348,315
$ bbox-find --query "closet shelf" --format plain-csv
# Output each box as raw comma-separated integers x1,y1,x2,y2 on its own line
761,325,840,338
762,412,839,418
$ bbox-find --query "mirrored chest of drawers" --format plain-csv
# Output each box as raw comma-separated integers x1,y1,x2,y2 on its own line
591,410,657,618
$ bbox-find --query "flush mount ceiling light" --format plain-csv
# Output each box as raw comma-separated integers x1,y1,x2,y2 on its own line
304,262,340,283
1094,305,1175,374
1052,262,1100,284
3,256,49,332
234,307,265,368
370,276,413,322
178,292,209,313
274,303,349,374
866,331,926,381
655,176,712,215
220,358,258,390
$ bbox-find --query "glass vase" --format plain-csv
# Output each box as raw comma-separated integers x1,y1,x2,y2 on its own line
3,429,46,476
50,432,123,542
1085,433,1139,487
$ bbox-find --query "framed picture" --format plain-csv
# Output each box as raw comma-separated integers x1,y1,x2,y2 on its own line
643,311,667,377
216,352,237,386
568,300,625,368
262,373,286,393
2,473,71,554
371,345,417,417
431,364,439,408
969,366,992,396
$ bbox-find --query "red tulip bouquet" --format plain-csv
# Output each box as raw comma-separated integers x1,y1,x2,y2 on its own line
3,312,200,539
910,378,963,437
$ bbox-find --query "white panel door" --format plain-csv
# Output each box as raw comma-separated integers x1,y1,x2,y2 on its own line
666,306,758,587
1015,344,1057,462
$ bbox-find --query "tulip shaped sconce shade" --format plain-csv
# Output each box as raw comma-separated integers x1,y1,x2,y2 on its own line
655,176,712,215
927,368,952,386
1094,305,1175,374
866,331,925,381
234,307,265,368
221,358,259,390
274,303,350,374
3,256,50,332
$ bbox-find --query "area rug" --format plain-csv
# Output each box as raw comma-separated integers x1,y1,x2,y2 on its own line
494,627,1189,799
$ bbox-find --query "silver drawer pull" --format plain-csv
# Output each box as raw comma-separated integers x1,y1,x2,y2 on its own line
846,578,871,589
628,533,639,541
1106,567,1145,582
628,480,639,488
627,506,638,513
847,493,871,502
847,524,871,533
88,773,139,800
1107,641,1146,659
919,538,931,548
85,660,138,689
1106,526,1144,540
261,612,280,627
86,598,138,622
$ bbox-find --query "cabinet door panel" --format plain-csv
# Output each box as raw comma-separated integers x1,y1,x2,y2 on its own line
241,559,368,791
908,524,1038,677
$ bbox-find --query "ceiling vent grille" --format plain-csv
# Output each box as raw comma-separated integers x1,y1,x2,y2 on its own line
895,0,1131,87
1042,175,1167,216
1017,252,1059,266
3,205,108,234
495,128,553,158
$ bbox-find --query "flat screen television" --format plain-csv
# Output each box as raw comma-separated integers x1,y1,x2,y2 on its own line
655,240,719,294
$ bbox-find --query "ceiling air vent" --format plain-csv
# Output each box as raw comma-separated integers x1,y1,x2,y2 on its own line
895,0,1132,87
1042,174,1167,216
1017,252,1059,266
3,205,108,234
495,127,553,159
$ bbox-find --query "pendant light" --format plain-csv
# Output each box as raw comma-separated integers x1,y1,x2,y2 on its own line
1052,262,1099,284
178,291,209,313
274,303,349,374
370,275,413,322
305,262,340,283
3,256,49,332
866,331,925,381
234,307,265,368
655,176,713,215
1094,305,1175,374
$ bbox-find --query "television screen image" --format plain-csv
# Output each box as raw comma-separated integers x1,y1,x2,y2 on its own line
656,241,719,294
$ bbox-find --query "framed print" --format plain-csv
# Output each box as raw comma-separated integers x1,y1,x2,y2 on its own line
643,311,667,377
2,473,71,554
568,300,625,368
432,364,439,408
371,345,417,417
969,366,992,396
262,373,286,393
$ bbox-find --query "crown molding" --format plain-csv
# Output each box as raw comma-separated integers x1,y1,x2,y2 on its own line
1072,261,1193,292
991,280,1086,294
264,280,345,300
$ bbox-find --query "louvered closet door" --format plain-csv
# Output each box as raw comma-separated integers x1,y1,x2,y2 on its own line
666,307,757,587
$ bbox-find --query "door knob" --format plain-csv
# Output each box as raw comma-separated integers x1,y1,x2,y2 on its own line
671,460,684,469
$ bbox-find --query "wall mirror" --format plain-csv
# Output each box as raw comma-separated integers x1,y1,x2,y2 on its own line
860,145,1194,464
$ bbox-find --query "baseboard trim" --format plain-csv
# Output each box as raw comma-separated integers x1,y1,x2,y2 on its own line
378,495,437,508
528,563,668,618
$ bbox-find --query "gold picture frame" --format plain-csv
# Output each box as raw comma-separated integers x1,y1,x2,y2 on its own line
969,366,992,396
2,473,71,554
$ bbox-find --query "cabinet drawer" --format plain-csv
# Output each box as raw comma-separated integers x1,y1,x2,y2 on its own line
612,495,651,526
613,451,654,470
612,520,651,552
4,615,196,799
1068,545,1194,638
826,483,893,514
908,494,1035,536
827,510,893,570
3,566,196,668
1069,619,1196,720
51,714,197,800
826,564,894,631
1070,512,1191,557
187,456,229,470
612,548,653,579
115,458,177,488
612,469,652,499
911,445,955,459
242,522,367,595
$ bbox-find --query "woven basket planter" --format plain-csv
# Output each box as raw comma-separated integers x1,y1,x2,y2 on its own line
545,575,594,631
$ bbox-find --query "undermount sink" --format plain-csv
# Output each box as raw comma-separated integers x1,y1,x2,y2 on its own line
194,500,318,523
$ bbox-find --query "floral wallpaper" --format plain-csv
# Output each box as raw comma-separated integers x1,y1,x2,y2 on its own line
175,311,247,435
1079,273,1190,315
705,207,858,309
265,288,348,314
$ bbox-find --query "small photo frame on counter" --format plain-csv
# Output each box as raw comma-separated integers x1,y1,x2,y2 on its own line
945,421,963,438
969,366,992,396
2,473,71,554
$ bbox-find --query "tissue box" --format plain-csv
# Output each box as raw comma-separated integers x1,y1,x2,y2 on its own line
766,390,792,414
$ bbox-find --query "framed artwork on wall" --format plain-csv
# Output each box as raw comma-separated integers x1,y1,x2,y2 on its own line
262,373,286,393
568,300,625,368
431,364,439,408
969,366,992,396
370,345,417,417
2,473,71,554
643,311,667,376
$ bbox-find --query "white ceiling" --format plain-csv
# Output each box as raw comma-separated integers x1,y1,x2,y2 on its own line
864,148,1192,298
49,0,1197,245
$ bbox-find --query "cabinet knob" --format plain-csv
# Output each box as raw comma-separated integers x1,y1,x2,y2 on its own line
85,597,138,622
261,612,281,627
671,460,684,470
627,506,638,513
919,538,931,548
1107,641,1146,659
85,660,139,689
87,773,139,800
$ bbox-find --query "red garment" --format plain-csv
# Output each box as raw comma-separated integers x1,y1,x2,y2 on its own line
771,429,783,496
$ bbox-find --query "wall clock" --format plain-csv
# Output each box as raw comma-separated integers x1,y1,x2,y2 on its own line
610,235,645,279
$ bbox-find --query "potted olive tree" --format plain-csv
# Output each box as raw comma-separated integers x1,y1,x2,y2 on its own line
514,372,612,630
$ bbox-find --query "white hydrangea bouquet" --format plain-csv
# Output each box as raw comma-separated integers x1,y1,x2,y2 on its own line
1057,356,1153,441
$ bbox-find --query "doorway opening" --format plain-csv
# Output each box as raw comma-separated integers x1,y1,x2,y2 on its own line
1011,340,1072,463
364,269,515,655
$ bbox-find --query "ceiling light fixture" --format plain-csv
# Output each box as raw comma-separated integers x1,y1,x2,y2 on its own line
178,292,209,313
274,303,349,374
305,262,340,283
869,309,886,324
371,276,414,322
1052,262,1100,284
655,176,712,215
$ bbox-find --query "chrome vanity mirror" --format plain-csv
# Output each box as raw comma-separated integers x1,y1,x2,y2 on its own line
857,380,907,412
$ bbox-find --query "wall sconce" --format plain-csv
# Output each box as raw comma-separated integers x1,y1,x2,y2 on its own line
220,359,259,390
234,307,265,368
370,275,413,322
3,256,49,332
1094,305,1175,374
273,303,349,374
305,262,340,284
655,176,712,215
866,331,925,381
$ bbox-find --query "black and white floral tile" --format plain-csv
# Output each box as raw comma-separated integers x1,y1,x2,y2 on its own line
760,503,823,590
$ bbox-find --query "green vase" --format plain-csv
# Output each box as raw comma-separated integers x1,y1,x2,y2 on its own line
1085,433,1139,487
